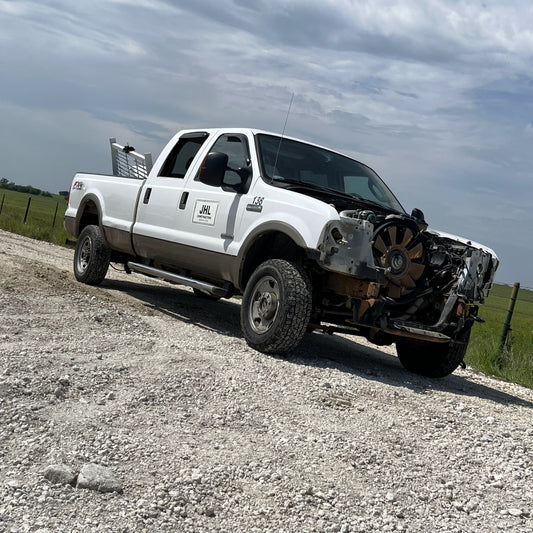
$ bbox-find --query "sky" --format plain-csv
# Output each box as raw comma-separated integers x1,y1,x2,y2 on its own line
0,0,532,287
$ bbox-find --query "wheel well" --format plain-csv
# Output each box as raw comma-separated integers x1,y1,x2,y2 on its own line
78,201,99,235
241,231,305,288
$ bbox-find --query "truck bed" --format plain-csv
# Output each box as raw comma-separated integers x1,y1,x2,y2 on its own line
64,172,145,254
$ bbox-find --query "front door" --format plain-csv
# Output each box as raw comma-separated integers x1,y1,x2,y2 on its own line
176,133,252,256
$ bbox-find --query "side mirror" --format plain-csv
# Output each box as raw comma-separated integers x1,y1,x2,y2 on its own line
411,208,428,230
234,165,251,182
229,165,252,193
199,152,228,187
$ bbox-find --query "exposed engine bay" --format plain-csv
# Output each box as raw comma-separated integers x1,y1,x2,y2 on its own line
316,208,498,345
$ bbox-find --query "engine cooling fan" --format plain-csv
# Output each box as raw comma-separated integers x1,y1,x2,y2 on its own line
372,222,425,299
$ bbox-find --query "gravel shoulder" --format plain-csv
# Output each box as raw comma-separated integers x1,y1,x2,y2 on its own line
1,229,532,533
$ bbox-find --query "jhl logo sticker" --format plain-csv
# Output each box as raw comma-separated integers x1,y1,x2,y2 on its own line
192,200,219,225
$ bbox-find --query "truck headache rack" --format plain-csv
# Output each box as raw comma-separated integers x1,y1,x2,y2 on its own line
110,138,153,179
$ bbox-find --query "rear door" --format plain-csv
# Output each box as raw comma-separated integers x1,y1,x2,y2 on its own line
132,131,211,257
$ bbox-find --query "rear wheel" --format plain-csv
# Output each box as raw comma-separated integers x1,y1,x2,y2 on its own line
73,225,111,285
241,259,312,354
396,329,471,378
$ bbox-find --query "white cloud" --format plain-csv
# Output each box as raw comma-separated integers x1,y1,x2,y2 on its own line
0,0,532,284
0,0,29,15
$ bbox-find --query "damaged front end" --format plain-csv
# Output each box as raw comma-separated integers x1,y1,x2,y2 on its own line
315,209,498,348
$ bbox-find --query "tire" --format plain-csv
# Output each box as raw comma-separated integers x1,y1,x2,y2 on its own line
241,259,312,354
396,329,471,378
73,225,111,285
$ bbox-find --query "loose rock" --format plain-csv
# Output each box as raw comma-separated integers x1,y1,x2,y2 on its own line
43,464,77,486
76,463,123,493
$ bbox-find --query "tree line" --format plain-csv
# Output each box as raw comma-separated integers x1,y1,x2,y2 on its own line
0,177,66,198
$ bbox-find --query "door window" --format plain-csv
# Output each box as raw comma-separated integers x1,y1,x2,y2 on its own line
159,132,209,178
209,134,250,187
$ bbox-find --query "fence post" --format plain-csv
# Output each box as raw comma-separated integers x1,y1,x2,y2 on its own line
499,282,520,352
52,201,59,228
23,196,32,224
0,193,4,215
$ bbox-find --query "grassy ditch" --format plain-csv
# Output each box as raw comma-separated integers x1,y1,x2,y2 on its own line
0,189,69,245
466,284,533,389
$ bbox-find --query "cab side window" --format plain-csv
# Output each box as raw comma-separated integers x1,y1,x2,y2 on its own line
159,132,208,178
210,134,250,187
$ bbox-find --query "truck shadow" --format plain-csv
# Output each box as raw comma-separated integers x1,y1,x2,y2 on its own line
294,332,533,409
103,277,533,409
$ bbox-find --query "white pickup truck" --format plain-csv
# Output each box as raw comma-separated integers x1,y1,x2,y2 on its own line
64,128,498,377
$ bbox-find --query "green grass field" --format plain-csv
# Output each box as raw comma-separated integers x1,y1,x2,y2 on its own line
466,283,533,388
1,187,531,388
0,188,69,245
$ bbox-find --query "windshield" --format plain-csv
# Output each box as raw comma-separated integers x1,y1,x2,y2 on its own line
256,134,405,213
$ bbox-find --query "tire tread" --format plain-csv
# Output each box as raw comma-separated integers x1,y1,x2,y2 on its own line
241,259,312,354
73,225,111,285
396,333,470,378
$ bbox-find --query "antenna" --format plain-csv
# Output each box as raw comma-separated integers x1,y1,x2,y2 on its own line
272,92,294,181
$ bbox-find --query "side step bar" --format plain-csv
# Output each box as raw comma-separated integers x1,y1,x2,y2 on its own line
126,262,230,298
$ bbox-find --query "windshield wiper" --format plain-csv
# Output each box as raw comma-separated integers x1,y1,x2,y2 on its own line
347,193,394,211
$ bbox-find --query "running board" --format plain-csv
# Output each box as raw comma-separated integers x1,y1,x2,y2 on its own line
126,262,230,298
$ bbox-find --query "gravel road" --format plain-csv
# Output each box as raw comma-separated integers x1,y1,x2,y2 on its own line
1,229,532,533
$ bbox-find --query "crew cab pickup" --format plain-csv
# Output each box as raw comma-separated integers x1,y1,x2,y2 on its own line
64,128,499,377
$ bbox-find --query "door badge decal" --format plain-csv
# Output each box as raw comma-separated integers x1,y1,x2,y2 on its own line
192,200,219,225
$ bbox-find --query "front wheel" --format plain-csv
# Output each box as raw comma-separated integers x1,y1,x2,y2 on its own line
241,259,312,354
396,329,471,378
73,225,111,285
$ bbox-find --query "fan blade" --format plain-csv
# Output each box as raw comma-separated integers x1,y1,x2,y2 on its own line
387,225,397,246
374,235,388,254
388,284,402,299
401,228,414,247
409,262,425,280
408,242,423,259
402,275,416,289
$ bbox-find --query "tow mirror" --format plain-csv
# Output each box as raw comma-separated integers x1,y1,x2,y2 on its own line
411,208,428,230
235,165,251,182
199,152,228,187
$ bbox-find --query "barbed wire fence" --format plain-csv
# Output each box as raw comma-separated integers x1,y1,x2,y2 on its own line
0,192,67,231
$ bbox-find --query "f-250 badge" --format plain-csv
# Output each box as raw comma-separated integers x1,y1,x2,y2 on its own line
192,200,219,225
